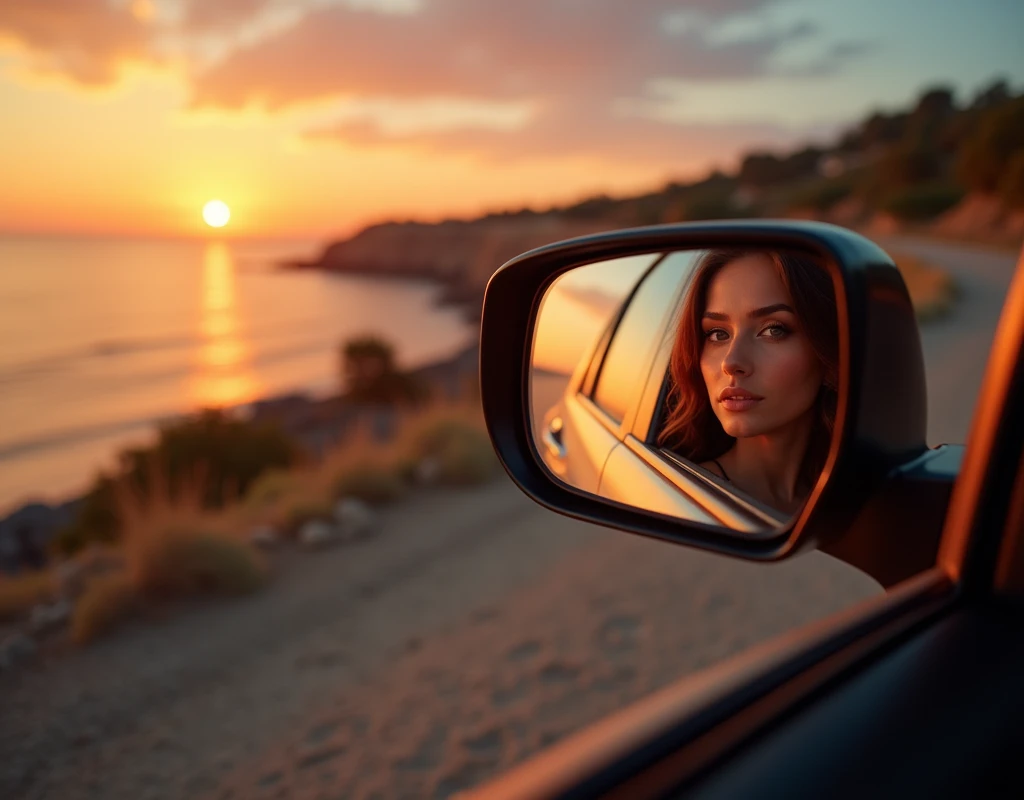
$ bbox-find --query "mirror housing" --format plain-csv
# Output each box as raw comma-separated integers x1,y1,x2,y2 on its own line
480,220,930,571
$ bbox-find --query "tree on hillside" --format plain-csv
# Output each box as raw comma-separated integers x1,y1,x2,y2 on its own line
970,78,1011,111
904,85,957,150
956,97,1024,194
856,111,908,152
738,147,822,188
879,141,944,188
1000,152,1024,210
340,335,427,406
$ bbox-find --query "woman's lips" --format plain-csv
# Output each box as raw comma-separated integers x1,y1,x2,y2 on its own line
720,397,762,412
718,388,764,412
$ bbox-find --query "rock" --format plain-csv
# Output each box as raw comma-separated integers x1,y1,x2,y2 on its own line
0,499,81,573
333,498,378,540
248,525,281,550
0,632,36,671
28,598,72,637
298,519,340,550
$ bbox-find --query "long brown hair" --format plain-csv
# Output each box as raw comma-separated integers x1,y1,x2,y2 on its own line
658,249,839,492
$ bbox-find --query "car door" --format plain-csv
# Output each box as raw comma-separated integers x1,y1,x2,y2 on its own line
476,229,1024,800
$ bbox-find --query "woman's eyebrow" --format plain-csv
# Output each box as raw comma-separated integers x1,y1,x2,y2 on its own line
749,303,794,318
702,303,794,322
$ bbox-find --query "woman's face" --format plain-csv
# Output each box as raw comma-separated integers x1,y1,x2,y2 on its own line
699,253,824,440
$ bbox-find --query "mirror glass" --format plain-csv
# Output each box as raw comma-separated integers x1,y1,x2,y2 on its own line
530,246,839,535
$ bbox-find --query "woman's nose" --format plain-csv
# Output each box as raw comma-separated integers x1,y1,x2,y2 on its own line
723,339,752,376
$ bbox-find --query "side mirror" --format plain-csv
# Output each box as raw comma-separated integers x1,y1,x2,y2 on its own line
481,221,941,578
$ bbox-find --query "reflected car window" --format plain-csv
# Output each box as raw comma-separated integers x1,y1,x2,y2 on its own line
591,251,700,422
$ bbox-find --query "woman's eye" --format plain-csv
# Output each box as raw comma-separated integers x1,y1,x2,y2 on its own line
704,328,729,342
760,323,789,339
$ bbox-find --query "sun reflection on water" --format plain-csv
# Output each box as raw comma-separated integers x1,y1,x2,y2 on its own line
191,242,261,408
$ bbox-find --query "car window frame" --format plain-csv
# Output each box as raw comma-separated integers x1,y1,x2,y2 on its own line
586,253,679,427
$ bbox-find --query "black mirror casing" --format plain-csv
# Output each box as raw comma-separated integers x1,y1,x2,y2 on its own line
480,220,931,575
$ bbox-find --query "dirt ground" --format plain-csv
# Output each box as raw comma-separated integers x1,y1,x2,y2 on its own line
1,237,1016,800
0,479,879,800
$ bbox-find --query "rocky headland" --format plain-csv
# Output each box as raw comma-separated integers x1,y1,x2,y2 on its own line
283,216,612,321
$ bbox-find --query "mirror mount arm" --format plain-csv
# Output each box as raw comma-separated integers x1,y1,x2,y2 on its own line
818,445,963,588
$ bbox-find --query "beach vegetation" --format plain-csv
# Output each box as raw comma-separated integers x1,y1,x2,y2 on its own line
341,335,429,406
55,410,299,556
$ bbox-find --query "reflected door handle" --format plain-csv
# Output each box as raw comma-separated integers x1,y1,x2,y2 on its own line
543,416,567,460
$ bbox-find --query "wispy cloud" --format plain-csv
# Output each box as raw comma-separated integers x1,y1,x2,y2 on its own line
0,0,869,167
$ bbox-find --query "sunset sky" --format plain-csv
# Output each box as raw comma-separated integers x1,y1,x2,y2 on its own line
0,0,1021,239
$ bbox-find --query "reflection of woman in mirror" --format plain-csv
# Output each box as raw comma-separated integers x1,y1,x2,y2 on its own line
659,250,838,515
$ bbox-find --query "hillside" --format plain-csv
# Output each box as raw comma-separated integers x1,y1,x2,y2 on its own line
290,79,1024,318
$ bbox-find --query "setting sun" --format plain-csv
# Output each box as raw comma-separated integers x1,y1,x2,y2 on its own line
202,200,231,228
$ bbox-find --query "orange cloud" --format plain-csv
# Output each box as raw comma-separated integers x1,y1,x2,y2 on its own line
189,0,822,110
303,96,834,169
180,0,277,34
0,0,154,85
182,0,861,162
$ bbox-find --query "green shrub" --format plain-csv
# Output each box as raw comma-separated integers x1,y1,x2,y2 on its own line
52,476,119,556
57,411,299,555
71,572,136,645
123,410,299,508
882,183,965,221
331,463,406,505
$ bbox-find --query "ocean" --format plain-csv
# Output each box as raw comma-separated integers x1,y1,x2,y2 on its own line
0,235,477,514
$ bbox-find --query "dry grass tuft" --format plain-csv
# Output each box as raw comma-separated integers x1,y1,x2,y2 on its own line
403,406,499,486
115,465,267,600
331,462,407,505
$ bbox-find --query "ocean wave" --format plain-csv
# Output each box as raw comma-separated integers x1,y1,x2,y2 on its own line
0,323,327,386
0,413,178,463
0,334,198,384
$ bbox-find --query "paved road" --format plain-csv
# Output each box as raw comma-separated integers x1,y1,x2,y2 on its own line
2,237,1019,800
875,236,1021,445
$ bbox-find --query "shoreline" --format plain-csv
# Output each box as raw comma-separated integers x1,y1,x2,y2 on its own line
280,256,487,323
0,340,482,562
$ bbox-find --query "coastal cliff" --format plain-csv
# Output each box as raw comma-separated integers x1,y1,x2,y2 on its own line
286,216,611,320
